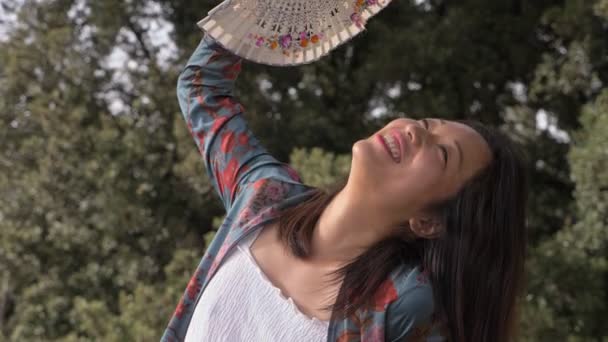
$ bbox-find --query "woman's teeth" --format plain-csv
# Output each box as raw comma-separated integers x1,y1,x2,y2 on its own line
382,133,400,162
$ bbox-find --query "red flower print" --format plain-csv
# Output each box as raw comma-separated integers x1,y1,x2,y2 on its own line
186,271,202,301
196,95,221,119
266,206,280,217
210,116,229,134
238,208,255,225
186,120,194,133
237,131,250,147
249,213,264,227
208,50,224,64
220,157,240,199
195,131,207,153
216,244,231,260
362,325,384,342
188,119,207,150
222,61,242,80
253,178,268,190
371,278,398,311
265,181,286,202
284,165,302,182
220,130,238,154
337,330,359,342
209,259,220,276
174,297,187,319
230,163,249,200
217,96,242,114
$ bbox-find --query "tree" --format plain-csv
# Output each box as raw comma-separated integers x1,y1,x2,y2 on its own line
522,89,608,341
0,0,606,340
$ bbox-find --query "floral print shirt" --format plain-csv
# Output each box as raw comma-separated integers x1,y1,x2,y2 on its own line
161,33,446,342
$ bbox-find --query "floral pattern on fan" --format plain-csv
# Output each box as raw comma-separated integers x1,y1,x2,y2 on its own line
246,0,386,57
247,31,325,57
351,0,385,27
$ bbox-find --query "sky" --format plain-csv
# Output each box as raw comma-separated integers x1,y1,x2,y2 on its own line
0,3,18,42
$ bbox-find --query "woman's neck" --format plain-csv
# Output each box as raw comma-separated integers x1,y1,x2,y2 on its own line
308,186,401,265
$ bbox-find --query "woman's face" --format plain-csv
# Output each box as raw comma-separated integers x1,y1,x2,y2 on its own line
350,118,492,221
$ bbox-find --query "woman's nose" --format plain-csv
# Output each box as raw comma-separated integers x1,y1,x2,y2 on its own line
406,123,426,147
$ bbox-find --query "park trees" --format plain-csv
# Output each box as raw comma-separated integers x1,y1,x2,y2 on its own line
0,0,606,339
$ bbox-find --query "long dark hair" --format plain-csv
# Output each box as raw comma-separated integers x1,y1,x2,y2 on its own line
274,120,529,342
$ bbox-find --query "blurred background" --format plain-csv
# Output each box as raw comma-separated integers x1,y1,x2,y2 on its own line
0,0,607,340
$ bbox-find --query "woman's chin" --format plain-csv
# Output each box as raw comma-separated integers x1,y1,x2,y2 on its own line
354,138,400,172
350,156,391,191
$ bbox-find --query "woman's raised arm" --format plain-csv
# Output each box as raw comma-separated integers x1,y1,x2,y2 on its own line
176,34,303,212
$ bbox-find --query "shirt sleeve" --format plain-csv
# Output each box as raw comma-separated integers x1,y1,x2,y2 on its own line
385,279,437,341
176,34,303,212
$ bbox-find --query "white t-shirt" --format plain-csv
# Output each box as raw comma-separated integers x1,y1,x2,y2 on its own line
185,227,330,342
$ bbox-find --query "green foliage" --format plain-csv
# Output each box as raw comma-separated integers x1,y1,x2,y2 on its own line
289,147,351,189
0,0,606,340
522,90,608,340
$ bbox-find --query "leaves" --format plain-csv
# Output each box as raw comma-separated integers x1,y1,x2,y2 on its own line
1,0,607,340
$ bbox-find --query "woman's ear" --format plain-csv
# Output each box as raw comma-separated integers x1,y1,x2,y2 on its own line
407,215,443,239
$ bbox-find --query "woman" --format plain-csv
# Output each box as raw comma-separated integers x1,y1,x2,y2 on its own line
161,33,529,342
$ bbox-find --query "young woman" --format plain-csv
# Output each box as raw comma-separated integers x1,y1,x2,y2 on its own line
161,33,529,342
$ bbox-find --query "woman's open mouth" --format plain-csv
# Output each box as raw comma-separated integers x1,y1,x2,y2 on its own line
376,133,401,163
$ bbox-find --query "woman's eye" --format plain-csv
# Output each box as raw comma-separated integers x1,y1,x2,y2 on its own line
440,145,448,165
421,119,429,130
422,119,448,166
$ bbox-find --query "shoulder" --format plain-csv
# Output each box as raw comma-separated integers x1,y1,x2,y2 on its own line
385,265,439,341
230,177,317,222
